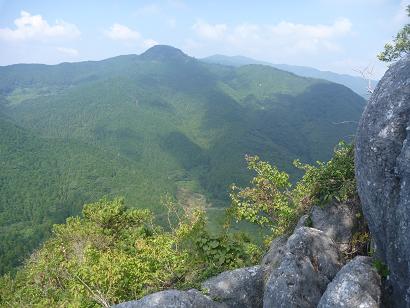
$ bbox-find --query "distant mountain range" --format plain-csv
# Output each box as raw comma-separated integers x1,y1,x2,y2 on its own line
202,54,378,98
0,45,365,273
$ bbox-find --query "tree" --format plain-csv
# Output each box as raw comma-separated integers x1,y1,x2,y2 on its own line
378,5,410,62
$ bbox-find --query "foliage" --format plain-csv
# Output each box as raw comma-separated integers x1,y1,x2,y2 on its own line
0,47,364,273
229,155,296,237
0,198,260,307
204,55,374,98
229,141,357,238
373,259,389,279
0,116,151,275
378,5,410,62
345,230,371,259
294,141,357,206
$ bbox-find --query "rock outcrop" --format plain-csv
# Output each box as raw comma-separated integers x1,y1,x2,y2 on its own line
318,256,381,308
113,202,380,308
201,266,263,307
260,234,288,280
296,200,363,253
112,290,222,308
263,227,342,308
356,55,410,307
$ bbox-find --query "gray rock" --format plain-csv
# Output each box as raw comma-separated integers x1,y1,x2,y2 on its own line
263,227,342,308
295,201,362,254
112,289,222,308
310,201,361,252
355,55,410,306
201,266,263,307
318,256,381,308
295,214,310,229
260,235,288,281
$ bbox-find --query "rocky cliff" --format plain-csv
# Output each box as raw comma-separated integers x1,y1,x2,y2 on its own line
356,55,410,307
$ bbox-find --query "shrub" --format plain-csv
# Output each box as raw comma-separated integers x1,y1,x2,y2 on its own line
294,141,357,206
0,198,260,307
229,155,296,237
228,141,357,239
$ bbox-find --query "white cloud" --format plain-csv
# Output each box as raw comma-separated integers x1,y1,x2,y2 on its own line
0,11,80,41
231,23,260,40
56,47,79,57
269,18,351,40
192,20,227,40
142,39,158,48
105,23,141,41
104,23,157,51
192,18,352,54
265,18,352,52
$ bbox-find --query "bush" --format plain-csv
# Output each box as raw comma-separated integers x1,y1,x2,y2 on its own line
0,198,260,307
229,155,296,237
228,141,357,239
294,141,357,206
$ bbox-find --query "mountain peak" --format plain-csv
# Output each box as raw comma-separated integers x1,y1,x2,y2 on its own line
140,45,188,61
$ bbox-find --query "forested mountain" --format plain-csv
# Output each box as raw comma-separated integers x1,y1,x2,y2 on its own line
202,54,377,98
0,45,365,274
0,114,140,273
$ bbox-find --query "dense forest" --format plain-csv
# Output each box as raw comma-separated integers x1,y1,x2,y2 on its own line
0,45,365,274
0,141,357,307
202,55,377,98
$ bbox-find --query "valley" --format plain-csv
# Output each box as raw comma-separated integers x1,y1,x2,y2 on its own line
0,45,365,274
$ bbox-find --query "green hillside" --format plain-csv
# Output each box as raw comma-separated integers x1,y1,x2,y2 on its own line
0,115,150,273
0,45,365,274
202,54,377,98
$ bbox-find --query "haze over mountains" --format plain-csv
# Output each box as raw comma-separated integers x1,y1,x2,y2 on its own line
0,45,365,273
202,54,378,98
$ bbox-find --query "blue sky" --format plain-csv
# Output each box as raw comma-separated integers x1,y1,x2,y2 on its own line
0,0,408,78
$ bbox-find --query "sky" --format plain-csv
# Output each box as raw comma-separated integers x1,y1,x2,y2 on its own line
0,0,409,78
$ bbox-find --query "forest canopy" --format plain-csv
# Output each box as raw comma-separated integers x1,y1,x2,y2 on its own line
0,142,356,307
